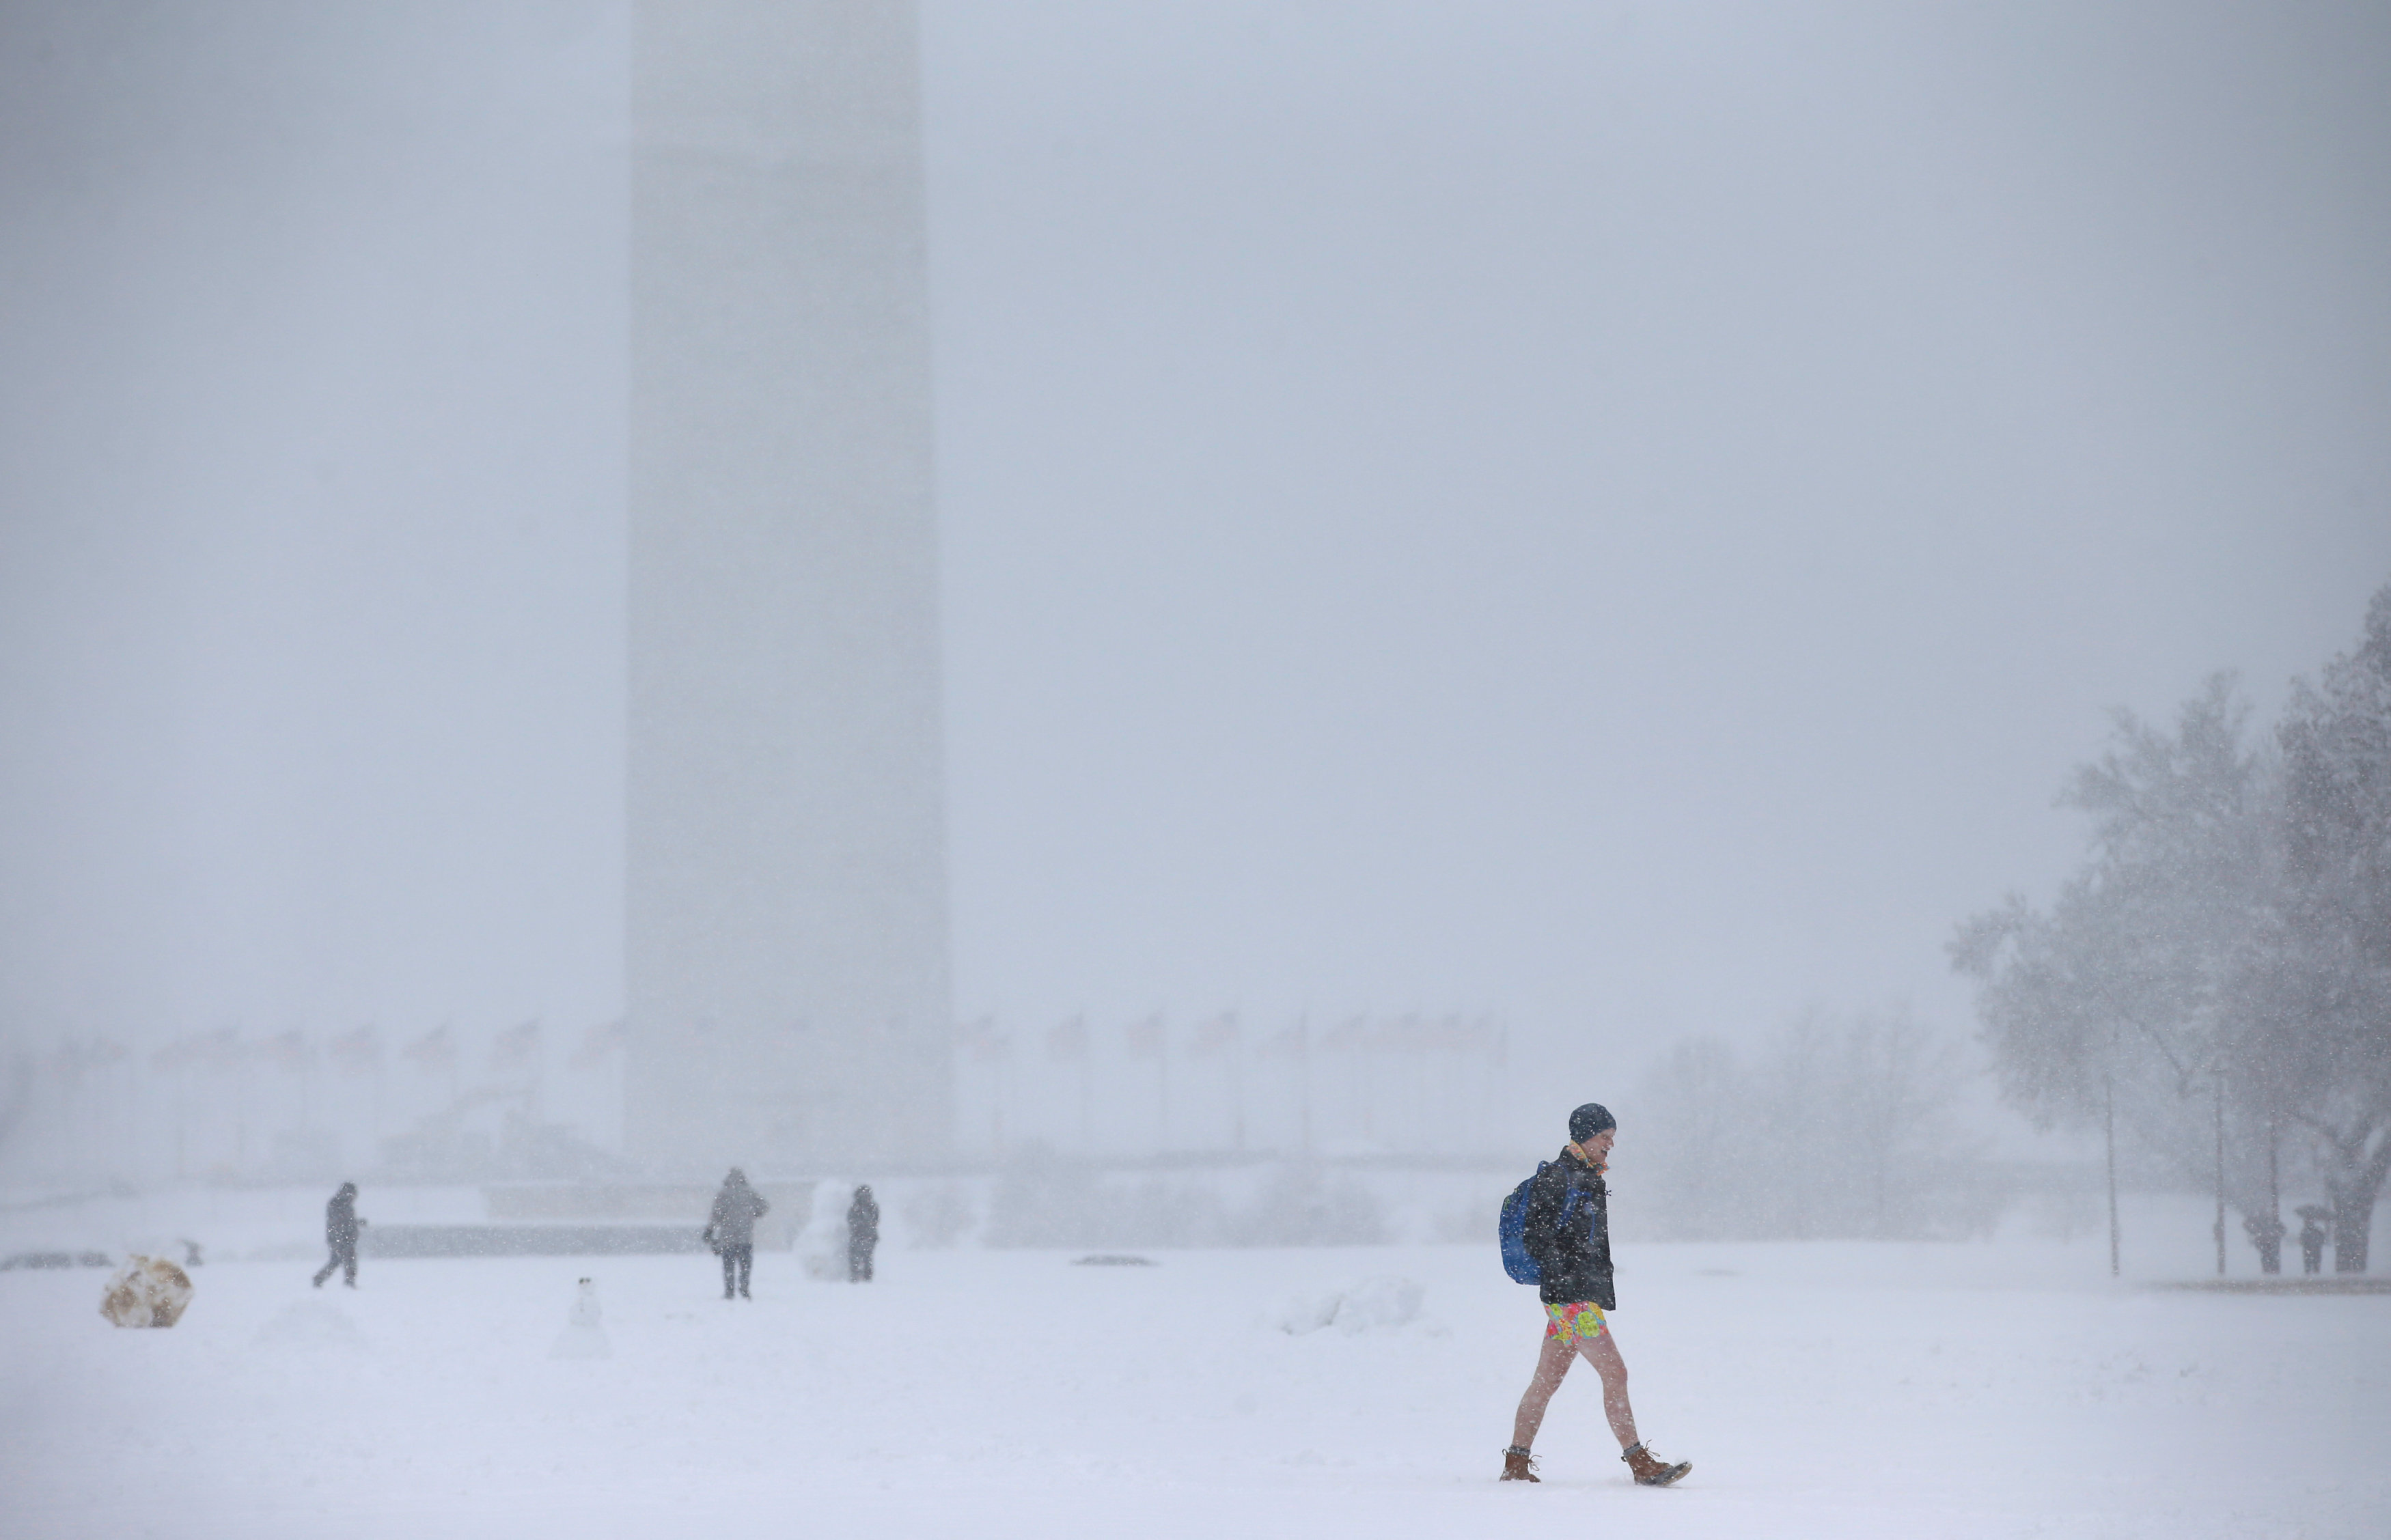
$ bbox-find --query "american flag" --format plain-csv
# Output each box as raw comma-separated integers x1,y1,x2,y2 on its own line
1187,1011,1240,1056
1045,1015,1090,1059
570,1020,628,1069
328,1027,380,1074
490,1020,542,1074
400,1025,456,1071
956,1016,1010,1063
1122,1013,1167,1059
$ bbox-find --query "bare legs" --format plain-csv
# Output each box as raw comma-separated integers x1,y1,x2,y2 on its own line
1511,1326,1640,1453
1583,1331,1640,1448
1510,1331,1573,1450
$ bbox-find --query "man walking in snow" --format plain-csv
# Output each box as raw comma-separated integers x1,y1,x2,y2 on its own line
1501,1103,1691,1487
312,1181,365,1289
704,1168,769,1300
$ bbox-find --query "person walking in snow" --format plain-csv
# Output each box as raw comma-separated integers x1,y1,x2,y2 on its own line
2243,1212,2286,1275
846,1184,880,1282
1501,1103,1691,1487
2297,1209,2329,1275
312,1181,365,1289
703,1168,769,1300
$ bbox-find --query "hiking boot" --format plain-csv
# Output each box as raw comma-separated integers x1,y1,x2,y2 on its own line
1621,1442,1690,1487
1500,1446,1539,1482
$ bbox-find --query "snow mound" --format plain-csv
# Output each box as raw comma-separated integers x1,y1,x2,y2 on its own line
1271,1290,1340,1334
1271,1275,1424,1335
255,1299,365,1353
795,1178,856,1280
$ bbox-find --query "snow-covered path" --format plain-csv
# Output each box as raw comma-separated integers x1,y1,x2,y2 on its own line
3,1239,2381,1539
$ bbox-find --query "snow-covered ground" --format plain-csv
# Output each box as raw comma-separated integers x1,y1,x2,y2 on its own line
2,1214,2383,1539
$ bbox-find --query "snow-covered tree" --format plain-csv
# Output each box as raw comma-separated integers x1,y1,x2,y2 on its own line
1950,674,2278,1210
2268,587,2391,1269
1957,586,2391,1270
1627,1006,1981,1241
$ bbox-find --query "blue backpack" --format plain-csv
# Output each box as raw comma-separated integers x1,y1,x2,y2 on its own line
1499,1162,1580,1284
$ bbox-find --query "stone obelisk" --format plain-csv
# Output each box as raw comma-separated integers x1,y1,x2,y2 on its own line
626,0,950,1173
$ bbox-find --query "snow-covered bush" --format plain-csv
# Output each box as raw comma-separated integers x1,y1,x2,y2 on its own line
1271,1275,1424,1335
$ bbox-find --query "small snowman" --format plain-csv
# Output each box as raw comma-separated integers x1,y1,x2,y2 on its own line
549,1276,611,1360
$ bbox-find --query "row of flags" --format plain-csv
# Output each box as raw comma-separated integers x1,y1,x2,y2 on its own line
27,1013,1504,1079
31,1020,631,1079
956,1012,1507,1063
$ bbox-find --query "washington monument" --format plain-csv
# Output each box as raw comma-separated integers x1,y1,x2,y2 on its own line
626,0,950,1173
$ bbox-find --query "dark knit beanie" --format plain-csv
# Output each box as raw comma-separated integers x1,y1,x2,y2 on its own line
1568,1102,1616,1142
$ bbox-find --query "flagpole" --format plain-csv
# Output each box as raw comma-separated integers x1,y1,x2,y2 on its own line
1078,1018,1092,1153
371,1030,385,1156
1361,1015,1375,1145
1297,1011,1312,1156
1230,1013,1245,1154
234,1030,250,1175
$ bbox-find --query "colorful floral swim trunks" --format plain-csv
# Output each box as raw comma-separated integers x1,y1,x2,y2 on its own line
1544,1300,1607,1341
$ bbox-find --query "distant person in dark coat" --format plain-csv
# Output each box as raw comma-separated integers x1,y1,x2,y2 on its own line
846,1184,880,1282
312,1182,364,1289
2243,1212,2286,1275
704,1168,769,1300
2299,1214,2328,1275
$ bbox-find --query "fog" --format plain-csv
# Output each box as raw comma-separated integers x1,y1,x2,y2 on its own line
7,2,2388,1083
1,0,2388,1138
930,0,2391,1050
1,3,630,1041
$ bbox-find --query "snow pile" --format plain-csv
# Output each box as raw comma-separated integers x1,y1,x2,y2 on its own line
550,1277,609,1360
1271,1289,1340,1334
97,1255,193,1328
254,1299,365,1353
794,1179,855,1280
1271,1275,1423,1335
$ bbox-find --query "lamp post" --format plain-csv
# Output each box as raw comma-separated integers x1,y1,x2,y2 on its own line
2104,1068,2120,1279
2213,1063,2227,1277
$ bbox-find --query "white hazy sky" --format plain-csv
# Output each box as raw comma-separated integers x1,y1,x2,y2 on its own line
3,1,2388,1067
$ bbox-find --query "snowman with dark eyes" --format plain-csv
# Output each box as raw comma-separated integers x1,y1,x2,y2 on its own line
551,1276,611,1360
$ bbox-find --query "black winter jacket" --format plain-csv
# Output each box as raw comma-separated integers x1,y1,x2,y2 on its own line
325,1189,361,1248
1522,1149,1613,1309
706,1179,769,1249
